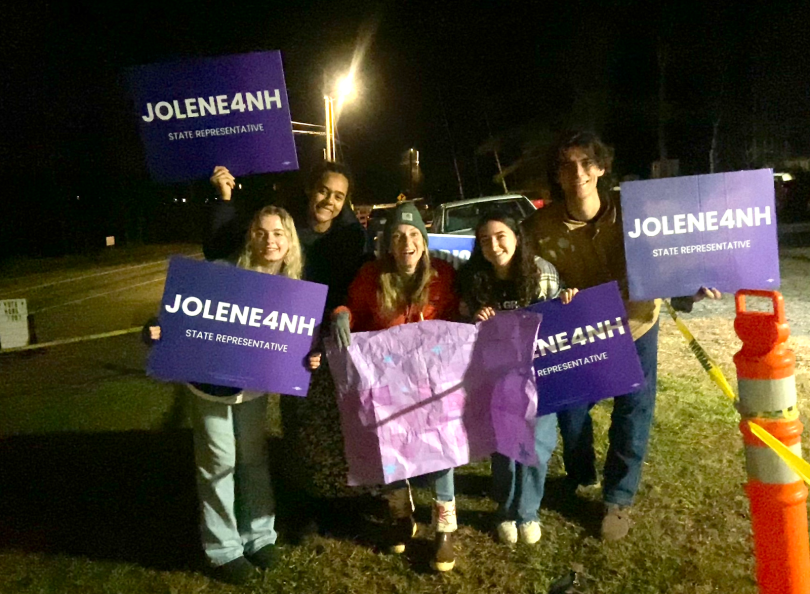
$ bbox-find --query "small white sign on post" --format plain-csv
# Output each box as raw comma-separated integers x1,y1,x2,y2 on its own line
0,299,29,349
106,236,115,247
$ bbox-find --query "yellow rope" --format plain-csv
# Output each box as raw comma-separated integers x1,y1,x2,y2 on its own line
665,300,809,485
0,327,142,353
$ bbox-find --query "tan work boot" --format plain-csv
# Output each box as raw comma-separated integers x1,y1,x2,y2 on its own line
431,499,457,572
384,484,416,554
601,503,631,541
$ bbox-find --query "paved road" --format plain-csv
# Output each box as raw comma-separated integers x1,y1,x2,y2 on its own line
0,245,201,436
0,246,201,344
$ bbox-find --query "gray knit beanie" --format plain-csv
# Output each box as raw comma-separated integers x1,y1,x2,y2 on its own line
382,203,429,253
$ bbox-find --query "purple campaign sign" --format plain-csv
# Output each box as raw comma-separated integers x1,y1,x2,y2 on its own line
126,52,298,183
525,282,644,415
621,169,780,301
147,257,327,396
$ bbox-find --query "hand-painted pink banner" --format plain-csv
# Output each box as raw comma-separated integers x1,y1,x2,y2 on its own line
325,312,542,486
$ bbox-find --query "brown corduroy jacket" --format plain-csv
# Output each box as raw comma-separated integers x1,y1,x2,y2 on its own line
521,197,660,341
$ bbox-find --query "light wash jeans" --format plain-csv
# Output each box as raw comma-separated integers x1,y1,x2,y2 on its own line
390,468,455,502
491,413,558,525
190,394,277,566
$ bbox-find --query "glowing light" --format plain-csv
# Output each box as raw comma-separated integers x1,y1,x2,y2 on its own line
336,75,355,101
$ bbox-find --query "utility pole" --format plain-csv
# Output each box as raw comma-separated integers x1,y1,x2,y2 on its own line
439,90,465,201
485,113,508,193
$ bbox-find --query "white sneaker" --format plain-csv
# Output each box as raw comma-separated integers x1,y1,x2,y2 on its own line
518,521,542,545
496,521,518,545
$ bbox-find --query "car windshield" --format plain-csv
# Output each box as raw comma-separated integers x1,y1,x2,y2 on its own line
443,199,528,234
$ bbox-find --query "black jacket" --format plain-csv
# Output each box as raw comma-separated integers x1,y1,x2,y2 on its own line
203,198,369,314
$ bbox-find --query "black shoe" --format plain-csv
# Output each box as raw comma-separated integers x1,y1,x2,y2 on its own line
386,516,417,554
209,557,257,585
432,531,456,572
247,544,280,570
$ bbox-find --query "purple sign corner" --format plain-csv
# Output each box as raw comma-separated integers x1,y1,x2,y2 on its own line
126,51,299,183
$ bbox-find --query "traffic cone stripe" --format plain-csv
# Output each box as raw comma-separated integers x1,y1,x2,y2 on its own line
741,418,804,448
737,376,797,417
745,442,803,485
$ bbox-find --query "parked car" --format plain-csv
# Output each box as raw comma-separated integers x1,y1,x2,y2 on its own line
431,194,536,235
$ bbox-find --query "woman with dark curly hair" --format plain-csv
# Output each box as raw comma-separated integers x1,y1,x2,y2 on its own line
457,209,577,546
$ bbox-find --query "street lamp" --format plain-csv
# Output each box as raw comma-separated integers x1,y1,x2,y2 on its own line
291,72,357,162
325,73,356,162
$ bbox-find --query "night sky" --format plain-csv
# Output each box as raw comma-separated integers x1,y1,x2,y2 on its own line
3,0,809,255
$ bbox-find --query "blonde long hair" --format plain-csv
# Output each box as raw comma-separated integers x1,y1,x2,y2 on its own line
377,251,435,315
236,206,303,279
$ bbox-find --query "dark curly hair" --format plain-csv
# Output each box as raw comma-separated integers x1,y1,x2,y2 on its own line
305,160,355,204
546,130,614,202
456,209,544,315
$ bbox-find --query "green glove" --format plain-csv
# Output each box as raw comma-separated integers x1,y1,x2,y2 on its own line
333,311,352,349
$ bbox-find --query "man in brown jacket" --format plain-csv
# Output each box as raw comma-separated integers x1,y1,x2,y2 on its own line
522,131,719,540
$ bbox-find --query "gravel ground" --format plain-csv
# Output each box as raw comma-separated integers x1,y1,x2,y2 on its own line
687,246,810,337
660,245,810,416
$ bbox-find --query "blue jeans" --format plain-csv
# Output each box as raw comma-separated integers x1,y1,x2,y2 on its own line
557,320,659,507
390,468,455,502
191,394,277,566
492,413,558,525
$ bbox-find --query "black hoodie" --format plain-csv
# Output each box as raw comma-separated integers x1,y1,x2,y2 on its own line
203,198,369,314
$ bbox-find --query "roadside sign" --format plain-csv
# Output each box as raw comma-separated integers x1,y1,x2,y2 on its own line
0,299,29,349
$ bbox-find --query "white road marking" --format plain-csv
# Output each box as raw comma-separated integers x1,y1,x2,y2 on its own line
32,277,166,314
1,252,201,296
0,327,142,353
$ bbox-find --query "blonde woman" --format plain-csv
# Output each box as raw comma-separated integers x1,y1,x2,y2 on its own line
329,203,460,572
146,206,310,585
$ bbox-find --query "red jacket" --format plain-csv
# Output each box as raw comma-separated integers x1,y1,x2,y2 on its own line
334,258,458,331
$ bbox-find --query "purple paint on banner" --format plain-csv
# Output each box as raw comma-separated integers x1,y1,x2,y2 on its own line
126,52,298,183
466,310,543,466
325,314,542,486
526,282,644,415
147,257,326,396
621,169,780,300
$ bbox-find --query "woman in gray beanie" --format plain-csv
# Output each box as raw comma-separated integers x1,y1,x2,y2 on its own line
328,202,461,572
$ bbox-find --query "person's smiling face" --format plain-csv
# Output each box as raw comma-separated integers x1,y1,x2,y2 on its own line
557,147,605,204
308,171,349,226
390,224,425,274
478,220,518,272
251,214,289,266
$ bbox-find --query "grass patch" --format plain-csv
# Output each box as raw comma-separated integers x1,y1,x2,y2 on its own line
1,320,807,593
